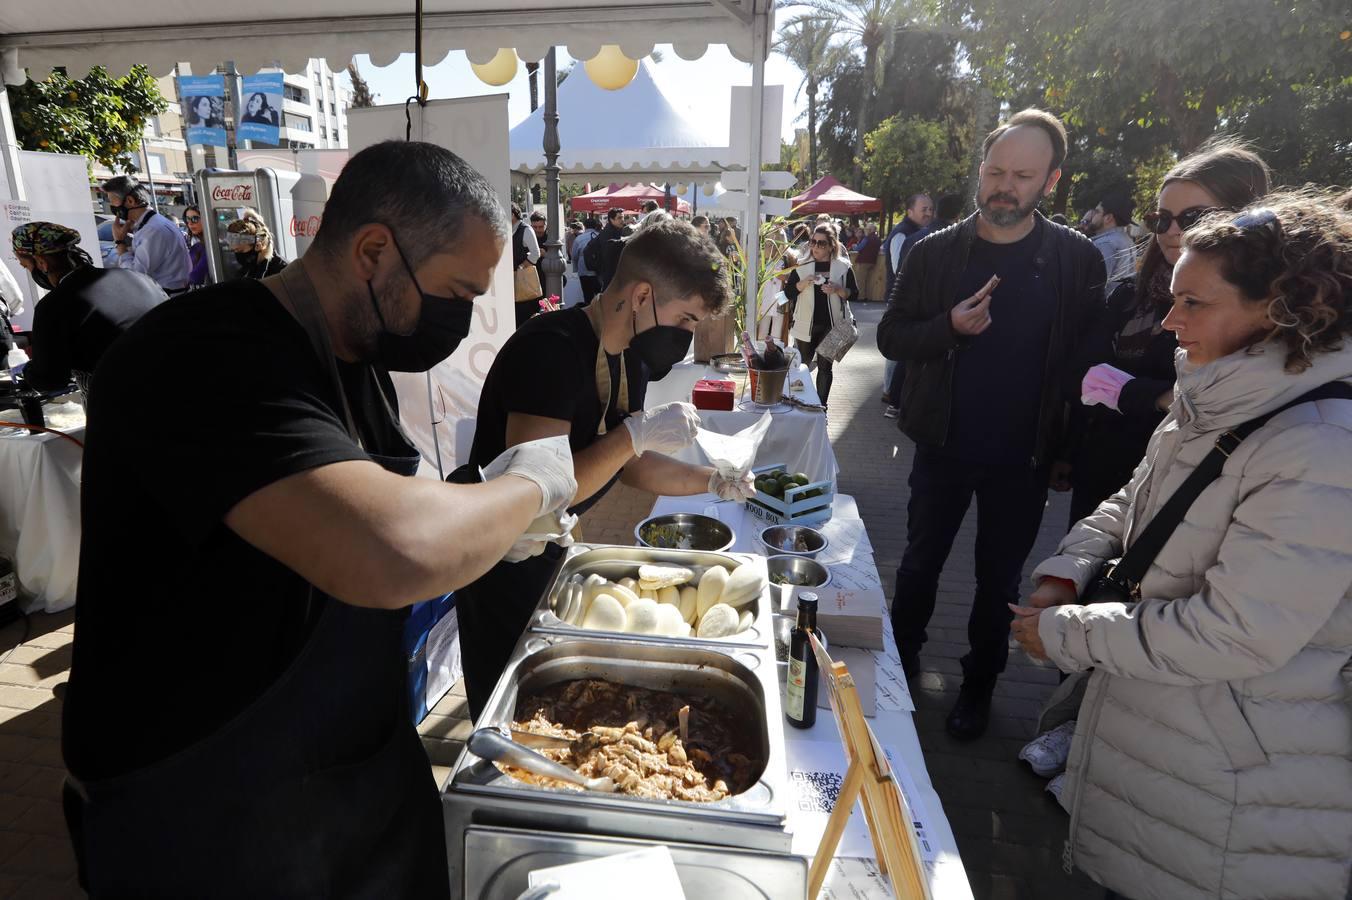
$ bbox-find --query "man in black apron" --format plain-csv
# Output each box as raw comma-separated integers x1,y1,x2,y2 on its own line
62,141,577,898
455,217,755,719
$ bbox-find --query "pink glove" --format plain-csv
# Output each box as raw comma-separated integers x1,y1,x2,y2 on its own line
1081,364,1134,412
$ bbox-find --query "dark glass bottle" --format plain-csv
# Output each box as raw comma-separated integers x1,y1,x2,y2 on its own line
785,592,819,729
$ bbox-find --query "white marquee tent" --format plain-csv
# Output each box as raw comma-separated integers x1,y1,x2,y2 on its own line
0,0,774,309
509,59,731,182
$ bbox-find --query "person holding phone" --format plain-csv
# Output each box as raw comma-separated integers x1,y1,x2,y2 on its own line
783,222,858,404
877,109,1106,740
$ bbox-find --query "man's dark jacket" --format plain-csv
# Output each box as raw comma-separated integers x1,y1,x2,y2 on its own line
876,210,1107,467
595,222,625,288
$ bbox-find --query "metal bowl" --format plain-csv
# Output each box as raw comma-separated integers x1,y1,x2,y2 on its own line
635,513,736,553
772,614,828,665
710,352,748,374
757,524,828,560
766,555,831,612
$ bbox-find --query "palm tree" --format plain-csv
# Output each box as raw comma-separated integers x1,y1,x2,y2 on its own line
789,0,930,190
774,15,849,184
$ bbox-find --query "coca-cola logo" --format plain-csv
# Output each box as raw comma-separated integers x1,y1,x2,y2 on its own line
211,184,253,202
290,215,321,237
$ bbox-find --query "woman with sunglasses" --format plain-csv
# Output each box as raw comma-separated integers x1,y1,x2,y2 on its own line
1062,141,1271,527
783,223,858,404
1019,141,1272,792
183,205,209,288
1013,190,1352,900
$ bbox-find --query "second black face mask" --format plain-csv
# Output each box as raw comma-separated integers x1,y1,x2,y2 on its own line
628,297,692,381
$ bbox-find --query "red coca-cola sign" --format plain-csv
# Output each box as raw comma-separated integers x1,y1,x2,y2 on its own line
211,183,253,202
290,215,321,238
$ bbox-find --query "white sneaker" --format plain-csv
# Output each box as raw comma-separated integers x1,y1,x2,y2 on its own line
1046,772,1069,810
1019,720,1077,777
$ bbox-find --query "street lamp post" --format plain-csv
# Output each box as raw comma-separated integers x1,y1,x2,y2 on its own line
539,48,566,300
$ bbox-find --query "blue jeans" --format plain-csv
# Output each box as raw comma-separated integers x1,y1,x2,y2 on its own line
891,447,1050,686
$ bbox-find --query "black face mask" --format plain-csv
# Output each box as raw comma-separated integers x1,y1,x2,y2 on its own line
628,293,692,381
234,251,259,270
372,240,475,372
31,268,54,291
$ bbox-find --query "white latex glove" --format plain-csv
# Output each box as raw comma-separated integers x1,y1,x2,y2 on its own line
503,510,578,563
1081,363,1134,412
709,469,756,501
479,435,577,517
622,401,700,457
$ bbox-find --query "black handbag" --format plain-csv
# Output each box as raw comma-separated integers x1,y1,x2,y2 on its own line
1085,381,1352,605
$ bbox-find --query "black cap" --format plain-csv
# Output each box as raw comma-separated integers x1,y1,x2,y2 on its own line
797,591,819,608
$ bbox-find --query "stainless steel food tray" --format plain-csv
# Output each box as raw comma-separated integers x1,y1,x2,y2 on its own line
463,825,808,900
529,544,772,650
443,634,791,888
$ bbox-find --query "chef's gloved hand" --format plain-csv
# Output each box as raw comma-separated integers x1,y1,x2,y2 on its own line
480,435,577,517
623,401,700,457
503,510,578,563
1081,363,1134,412
709,469,756,501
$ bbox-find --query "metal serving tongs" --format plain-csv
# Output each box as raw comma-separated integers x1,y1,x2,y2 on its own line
508,727,601,756
469,728,617,793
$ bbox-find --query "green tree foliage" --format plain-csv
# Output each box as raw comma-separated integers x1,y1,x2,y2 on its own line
10,66,168,173
774,15,850,183
791,0,939,189
863,114,969,216
346,62,376,108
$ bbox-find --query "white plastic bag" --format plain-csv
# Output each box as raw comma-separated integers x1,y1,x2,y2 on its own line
694,410,773,481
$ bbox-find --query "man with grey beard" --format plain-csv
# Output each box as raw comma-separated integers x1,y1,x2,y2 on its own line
876,108,1106,741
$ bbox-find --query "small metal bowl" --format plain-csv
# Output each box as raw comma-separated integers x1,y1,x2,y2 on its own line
710,352,748,374
635,513,735,552
766,555,831,612
772,613,828,665
757,524,829,559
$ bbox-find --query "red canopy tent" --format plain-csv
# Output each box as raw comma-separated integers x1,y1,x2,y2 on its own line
570,183,691,214
789,175,882,215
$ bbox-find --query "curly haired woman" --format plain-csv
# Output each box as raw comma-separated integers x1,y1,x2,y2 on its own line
1012,191,1352,900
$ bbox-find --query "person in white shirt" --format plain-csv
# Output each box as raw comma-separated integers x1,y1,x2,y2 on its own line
102,176,191,295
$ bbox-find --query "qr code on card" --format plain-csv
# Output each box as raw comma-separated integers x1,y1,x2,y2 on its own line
790,769,844,813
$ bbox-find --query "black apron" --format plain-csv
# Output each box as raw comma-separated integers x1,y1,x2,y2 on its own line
456,316,631,720
64,266,450,899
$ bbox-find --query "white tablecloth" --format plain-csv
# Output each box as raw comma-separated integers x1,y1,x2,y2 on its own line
645,361,836,484
0,422,84,613
648,493,973,900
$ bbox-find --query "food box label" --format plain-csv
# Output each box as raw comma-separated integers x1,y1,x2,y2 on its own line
0,571,15,606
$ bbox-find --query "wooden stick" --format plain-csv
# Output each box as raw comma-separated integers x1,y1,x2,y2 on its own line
807,757,866,897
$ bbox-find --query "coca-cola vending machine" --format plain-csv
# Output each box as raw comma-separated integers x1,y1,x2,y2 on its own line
195,168,329,284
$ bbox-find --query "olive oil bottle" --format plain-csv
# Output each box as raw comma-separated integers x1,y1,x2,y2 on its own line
785,592,819,729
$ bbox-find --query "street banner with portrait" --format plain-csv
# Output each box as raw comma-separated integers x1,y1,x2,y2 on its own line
179,75,227,147
238,74,283,146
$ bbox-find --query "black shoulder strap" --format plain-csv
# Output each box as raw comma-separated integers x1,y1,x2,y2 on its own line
1111,381,1352,593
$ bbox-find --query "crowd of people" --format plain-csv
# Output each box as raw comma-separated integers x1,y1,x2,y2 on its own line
2,100,1349,899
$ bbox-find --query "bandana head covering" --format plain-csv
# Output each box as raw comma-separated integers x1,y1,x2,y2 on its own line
12,221,82,257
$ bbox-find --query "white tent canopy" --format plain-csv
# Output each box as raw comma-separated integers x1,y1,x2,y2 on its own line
509,60,734,181
0,0,766,80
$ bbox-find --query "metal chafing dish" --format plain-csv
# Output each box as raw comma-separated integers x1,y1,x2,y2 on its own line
442,633,791,894
529,544,772,649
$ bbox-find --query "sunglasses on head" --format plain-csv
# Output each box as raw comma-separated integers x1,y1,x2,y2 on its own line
1142,206,1219,235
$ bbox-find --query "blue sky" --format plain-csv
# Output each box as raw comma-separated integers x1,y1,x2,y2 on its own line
353,45,808,145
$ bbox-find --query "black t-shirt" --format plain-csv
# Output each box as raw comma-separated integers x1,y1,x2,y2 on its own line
22,266,166,391
944,221,1058,465
64,279,405,780
469,306,647,514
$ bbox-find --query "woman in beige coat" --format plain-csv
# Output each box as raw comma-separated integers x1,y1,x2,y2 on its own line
1012,192,1352,900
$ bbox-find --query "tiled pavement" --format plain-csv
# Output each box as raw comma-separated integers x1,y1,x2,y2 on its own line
0,302,1097,898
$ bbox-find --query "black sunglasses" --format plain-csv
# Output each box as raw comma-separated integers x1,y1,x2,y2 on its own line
185,215,201,223
809,238,832,247
1142,206,1219,235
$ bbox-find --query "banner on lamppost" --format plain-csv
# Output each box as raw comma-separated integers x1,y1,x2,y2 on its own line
179,75,227,147
238,73,284,146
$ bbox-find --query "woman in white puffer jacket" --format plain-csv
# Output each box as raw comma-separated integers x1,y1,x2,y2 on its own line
1011,192,1352,900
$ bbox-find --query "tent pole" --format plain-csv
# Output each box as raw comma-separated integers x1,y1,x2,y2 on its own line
0,74,27,208
540,47,565,300
743,9,768,326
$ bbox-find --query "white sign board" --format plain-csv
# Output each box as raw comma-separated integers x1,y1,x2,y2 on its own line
346,95,514,476
5,151,102,331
